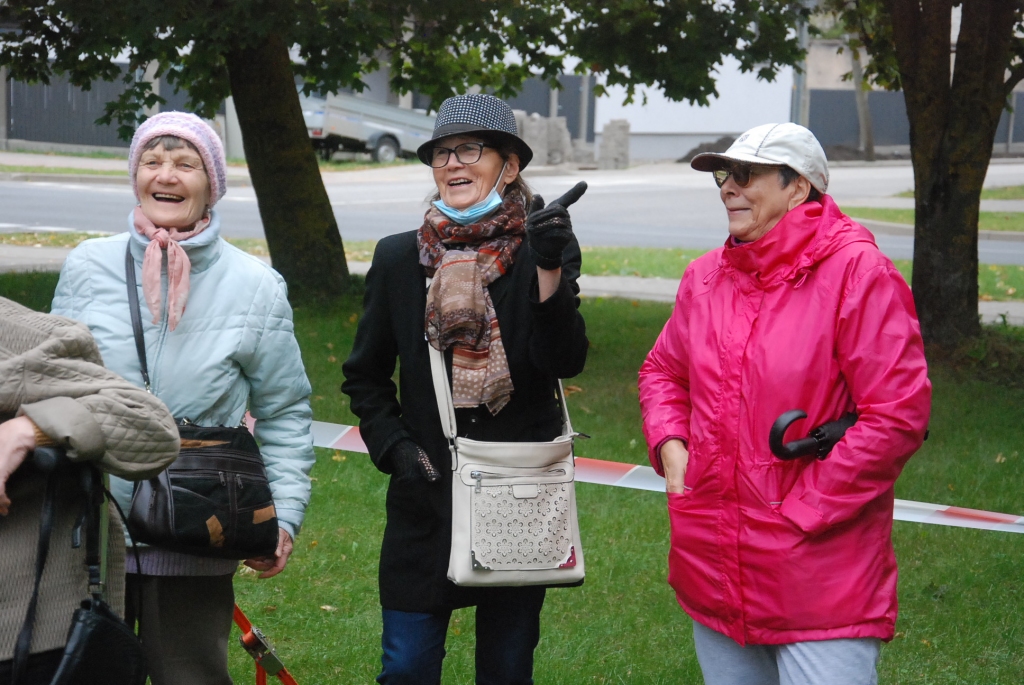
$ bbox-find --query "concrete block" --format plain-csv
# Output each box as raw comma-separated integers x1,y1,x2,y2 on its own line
598,119,630,170
520,113,549,168
571,139,596,165
546,116,573,165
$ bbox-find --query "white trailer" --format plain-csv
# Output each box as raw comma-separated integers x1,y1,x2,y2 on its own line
300,90,436,163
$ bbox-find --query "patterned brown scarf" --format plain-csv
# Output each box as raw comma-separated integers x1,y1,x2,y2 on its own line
418,192,526,415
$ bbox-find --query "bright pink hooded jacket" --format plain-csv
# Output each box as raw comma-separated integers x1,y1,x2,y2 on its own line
638,196,931,646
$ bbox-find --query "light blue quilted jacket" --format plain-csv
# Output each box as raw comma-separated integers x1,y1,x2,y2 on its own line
52,210,314,540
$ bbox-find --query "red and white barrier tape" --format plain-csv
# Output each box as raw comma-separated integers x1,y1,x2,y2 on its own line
307,420,1024,535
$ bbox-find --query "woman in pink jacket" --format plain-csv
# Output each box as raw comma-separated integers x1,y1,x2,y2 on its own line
638,123,931,685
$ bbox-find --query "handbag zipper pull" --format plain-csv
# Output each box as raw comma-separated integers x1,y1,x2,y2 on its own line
219,472,227,487
236,474,244,490
471,470,482,494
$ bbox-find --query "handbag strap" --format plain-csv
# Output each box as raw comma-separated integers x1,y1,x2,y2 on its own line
423,277,575,469
124,243,151,392
11,462,60,685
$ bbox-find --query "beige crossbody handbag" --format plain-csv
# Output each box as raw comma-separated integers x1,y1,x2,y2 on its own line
426,314,585,587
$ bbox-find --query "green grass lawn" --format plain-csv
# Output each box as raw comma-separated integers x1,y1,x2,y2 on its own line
898,186,1024,201
8,233,1019,301
980,184,1024,200
9,148,128,160
1,273,1021,683
580,246,707,278
845,206,1024,233
0,164,127,176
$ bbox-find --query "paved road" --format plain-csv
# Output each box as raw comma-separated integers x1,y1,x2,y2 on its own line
2,160,1024,263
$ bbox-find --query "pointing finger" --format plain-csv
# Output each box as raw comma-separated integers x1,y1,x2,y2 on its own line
551,181,588,209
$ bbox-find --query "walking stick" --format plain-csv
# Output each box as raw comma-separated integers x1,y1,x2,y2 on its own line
233,604,300,685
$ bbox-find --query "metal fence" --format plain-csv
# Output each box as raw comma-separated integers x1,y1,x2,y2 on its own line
4,67,198,149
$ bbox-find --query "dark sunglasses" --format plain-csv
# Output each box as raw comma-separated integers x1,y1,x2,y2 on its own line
713,164,779,188
429,142,497,168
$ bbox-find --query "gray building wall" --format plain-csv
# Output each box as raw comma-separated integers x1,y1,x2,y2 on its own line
809,89,1024,148
3,68,208,151
6,70,131,148
504,75,596,143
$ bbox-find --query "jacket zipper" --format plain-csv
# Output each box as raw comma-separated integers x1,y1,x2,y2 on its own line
148,253,171,397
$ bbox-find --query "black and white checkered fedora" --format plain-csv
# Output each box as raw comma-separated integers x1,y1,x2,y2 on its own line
417,94,534,169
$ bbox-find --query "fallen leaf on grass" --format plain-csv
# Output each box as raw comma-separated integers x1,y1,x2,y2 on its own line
320,605,337,612
348,314,358,323
326,342,334,349
309,540,319,548
332,452,343,462
328,355,337,363
564,385,583,395
948,483,955,491
995,453,1006,463
921,639,932,648
264,605,277,613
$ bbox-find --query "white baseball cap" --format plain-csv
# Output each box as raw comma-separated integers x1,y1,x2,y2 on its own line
690,123,829,193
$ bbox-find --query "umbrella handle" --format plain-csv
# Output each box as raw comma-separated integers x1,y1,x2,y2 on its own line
769,410,820,460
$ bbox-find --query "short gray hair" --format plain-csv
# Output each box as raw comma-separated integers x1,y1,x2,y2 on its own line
141,135,201,156
779,166,822,203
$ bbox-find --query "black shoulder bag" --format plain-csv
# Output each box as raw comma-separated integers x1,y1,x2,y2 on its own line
123,244,279,560
11,448,147,685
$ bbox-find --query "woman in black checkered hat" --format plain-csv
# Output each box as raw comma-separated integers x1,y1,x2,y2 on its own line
343,93,590,684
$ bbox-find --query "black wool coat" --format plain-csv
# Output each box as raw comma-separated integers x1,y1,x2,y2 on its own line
341,229,589,613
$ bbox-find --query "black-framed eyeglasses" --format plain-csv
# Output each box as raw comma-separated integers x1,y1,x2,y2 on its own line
713,164,779,188
429,142,497,168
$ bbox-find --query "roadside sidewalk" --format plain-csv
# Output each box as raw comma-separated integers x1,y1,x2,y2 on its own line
2,244,1021,326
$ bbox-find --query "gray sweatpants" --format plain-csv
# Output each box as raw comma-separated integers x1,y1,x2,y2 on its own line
692,620,881,685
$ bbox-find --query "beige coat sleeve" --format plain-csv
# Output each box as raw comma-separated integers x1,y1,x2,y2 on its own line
0,298,179,479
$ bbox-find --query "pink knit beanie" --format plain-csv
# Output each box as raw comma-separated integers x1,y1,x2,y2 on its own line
129,111,228,205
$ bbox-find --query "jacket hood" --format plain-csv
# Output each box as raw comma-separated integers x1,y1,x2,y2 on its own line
722,195,876,286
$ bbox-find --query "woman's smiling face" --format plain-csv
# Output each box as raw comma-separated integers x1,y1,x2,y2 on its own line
431,135,519,210
136,141,211,231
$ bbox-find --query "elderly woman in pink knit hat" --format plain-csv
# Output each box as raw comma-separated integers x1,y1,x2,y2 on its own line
52,112,315,685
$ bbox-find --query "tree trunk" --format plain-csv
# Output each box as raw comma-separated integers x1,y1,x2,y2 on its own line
885,0,1018,348
849,43,875,162
225,34,349,302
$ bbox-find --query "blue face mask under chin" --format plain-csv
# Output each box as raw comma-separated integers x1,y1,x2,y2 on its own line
432,163,508,225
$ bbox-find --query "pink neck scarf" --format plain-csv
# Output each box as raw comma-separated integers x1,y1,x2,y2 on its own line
133,206,210,331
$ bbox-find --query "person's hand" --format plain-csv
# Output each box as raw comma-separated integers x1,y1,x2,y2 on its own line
660,439,689,494
526,181,588,270
0,417,38,516
244,528,293,579
389,439,440,484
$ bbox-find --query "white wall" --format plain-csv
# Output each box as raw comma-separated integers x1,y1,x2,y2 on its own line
594,57,794,134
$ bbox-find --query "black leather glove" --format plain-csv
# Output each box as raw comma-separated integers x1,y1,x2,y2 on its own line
388,439,441,483
526,181,588,270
